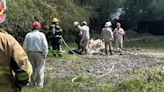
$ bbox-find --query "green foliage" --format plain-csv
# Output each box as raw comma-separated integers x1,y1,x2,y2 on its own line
125,30,143,39
123,0,164,29
1,0,164,40
1,0,90,39
125,36,164,50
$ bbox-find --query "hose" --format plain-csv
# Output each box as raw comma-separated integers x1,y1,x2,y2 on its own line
60,36,80,55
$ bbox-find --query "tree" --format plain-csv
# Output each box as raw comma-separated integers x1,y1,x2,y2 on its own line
123,0,164,29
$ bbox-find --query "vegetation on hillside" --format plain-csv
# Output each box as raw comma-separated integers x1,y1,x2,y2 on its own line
1,0,164,41
2,0,90,40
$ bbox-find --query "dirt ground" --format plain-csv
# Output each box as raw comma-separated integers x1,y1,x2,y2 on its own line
45,50,164,88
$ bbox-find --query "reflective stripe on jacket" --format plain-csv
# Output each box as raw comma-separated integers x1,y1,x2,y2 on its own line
0,66,11,76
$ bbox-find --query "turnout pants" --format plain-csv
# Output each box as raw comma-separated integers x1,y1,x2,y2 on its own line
80,38,89,54
105,41,112,51
51,37,62,55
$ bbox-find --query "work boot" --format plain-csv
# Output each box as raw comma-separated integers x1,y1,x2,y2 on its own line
53,50,57,57
53,54,57,57
109,50,113,55
80,48,85,55
119,50,123,55
105,50,108,55
58,53,62,57
84,49,88,55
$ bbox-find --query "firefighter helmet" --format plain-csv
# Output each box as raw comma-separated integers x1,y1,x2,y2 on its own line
105,21,112,27
73,21,79,27
82,21,87,25
0,1,6,24
52,18,59,23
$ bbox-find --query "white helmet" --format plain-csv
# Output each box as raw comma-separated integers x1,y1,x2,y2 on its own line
74,21,79,27
82,21,87,25
105,21,112,27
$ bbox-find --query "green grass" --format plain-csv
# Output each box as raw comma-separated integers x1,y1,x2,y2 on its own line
125,36,164,51
22,67,164,92
22,76,85,92
47,42,81,60
114,67,164,92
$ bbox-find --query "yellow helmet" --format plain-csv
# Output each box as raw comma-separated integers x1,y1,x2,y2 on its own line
52,18,59,23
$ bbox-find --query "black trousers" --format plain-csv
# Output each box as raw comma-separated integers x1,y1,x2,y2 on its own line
51,37,61,50
75,36,81,50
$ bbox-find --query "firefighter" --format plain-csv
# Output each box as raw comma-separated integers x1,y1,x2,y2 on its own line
0,1,32,92
23,21,48,88
101,21,114,55
79,21,90,54
73,21,82,51
49,18,63,57
113,22,125,54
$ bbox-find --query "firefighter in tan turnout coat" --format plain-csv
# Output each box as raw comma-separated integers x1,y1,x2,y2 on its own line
74,21,90,54
101,21,114,55
0,29,32,92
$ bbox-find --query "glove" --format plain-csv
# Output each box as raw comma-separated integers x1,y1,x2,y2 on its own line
15,75,29,87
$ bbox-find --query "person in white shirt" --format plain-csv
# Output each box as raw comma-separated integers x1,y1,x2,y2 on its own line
101,21,114,55
113,22,125,54
23,21,48,88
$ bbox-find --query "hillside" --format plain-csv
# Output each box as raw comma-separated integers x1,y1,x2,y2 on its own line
2,0,90,40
